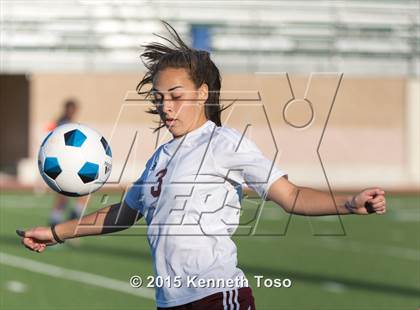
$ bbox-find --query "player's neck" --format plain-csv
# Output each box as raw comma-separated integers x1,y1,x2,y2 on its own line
173,118,208,140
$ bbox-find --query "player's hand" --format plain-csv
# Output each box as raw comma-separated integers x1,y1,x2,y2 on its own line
350,188,386,215
16,227,57,253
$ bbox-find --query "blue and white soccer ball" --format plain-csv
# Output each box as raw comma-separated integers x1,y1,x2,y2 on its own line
38,123,112,197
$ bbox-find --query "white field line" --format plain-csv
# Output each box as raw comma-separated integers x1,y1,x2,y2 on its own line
0,252,155,300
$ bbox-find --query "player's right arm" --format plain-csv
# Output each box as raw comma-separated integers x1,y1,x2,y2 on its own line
18,201,142,253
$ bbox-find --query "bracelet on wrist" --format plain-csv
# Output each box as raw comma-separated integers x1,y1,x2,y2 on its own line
50,225,65,244
344,198,356,214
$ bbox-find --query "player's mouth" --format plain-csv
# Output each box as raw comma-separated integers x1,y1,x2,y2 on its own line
165,118,177,127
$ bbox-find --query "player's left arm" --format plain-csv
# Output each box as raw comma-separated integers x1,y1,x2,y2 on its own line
267,176,386,216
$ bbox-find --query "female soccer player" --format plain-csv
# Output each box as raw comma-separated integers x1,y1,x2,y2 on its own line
18,22,386,310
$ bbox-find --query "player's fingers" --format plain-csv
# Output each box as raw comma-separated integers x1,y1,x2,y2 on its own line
22,239,36,251
372,201,385,209
23,237,40,250
34,241,47,251
374,205,385,211
369,195,385,205
375,203,386,211
30,243,39,251
363,188,381,197
376,209,386,215
363,188,386,201
372,188,385,196
22,237,33,247
23,243,35,251
373,188,385,195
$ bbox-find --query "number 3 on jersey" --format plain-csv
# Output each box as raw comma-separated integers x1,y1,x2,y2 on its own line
151,168,167,197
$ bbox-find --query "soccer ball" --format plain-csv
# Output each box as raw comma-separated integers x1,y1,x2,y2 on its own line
38,123,112,197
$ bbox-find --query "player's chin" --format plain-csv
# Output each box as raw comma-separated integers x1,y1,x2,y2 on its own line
167,126,180,135
167,125,186,137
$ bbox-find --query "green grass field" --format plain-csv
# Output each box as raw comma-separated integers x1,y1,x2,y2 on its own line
0,190,419,310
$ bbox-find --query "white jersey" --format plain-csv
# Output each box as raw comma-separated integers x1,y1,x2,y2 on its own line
125,120,285,307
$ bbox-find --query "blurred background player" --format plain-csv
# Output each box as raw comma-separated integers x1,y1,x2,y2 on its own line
47,99,88,228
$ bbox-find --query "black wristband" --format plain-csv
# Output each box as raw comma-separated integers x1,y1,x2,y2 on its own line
51,225,65,244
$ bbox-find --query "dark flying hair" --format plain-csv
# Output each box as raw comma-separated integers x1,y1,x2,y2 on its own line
136,21,228,129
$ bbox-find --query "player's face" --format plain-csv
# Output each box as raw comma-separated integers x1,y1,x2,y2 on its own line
152,68,208,138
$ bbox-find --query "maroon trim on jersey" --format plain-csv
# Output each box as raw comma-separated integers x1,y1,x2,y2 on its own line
157,287,256,310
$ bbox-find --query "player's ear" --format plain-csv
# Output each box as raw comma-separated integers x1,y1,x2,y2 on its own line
198,83,208,103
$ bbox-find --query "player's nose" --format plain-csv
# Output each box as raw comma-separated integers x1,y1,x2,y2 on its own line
162,97,174,114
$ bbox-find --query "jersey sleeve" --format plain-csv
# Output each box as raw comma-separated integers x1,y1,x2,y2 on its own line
211,128,286,199
123,156,154,213
124,175,145,213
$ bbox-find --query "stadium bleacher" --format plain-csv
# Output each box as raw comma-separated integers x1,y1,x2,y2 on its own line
1,0,419,75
